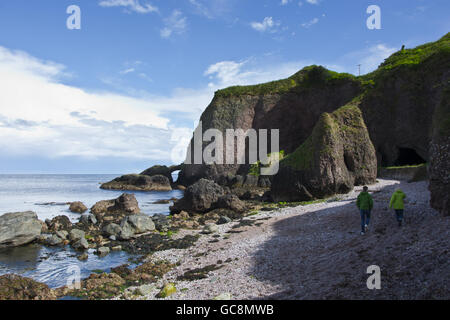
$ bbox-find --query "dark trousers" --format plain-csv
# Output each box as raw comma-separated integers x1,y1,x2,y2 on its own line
360,210,371,232
395,209,404,224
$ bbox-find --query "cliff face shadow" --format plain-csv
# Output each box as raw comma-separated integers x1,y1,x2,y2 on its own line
249,181,450,300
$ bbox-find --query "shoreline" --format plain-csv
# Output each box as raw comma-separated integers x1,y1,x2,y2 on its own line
107,178,449,300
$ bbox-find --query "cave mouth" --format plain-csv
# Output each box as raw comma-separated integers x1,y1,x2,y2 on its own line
395,147,426,166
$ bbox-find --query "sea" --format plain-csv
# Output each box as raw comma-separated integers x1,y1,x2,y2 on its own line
0,174,183,289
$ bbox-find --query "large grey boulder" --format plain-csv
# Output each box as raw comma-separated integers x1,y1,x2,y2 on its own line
170,179,225,214
102,223,122,237
69,229,85,243
91,193,140,216
120,215,155,238
69,201,88,214
0,212,42,248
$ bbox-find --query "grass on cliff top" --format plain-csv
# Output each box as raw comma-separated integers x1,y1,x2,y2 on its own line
362,32,450,81
215,65,356,98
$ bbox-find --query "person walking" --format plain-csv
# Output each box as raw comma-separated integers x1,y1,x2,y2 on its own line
357,186,373,235
389,188,406,227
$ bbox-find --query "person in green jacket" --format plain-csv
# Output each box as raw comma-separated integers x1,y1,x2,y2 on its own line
389,188,406,227
357,186,374,235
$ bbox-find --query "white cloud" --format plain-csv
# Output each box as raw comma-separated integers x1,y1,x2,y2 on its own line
306,0,319,4
204,59,311,88
343,44,397,74
160,10,187,39
0,42,398,165
98,0,158,14
0,46,207,163
251,17,279,32
301,17,319,28
281,0,291,5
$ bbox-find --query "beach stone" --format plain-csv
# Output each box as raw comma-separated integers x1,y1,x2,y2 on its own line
79,214,97,226
119,215,155,239
103,223,122,238
203,223,219,234
90,199,115,215
77,253,89,261
69,229,85,243
90,193,140,217
111,245,122,251
47,215,72,232
96,247,110,257
157,283,176,298
152,214,171,232
56,230,68,240
213,293,232,300
216,194,246,213
69,201,88,214
111,193,140,215
217,216,232,225
0,211,42,248
72,238,89,251
137,284,156,296
45,234,64,246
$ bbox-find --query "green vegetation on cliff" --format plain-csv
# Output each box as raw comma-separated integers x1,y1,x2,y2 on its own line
281,102,367,171
215,65,357,98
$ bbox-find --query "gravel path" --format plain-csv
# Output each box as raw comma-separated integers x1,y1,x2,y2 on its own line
121,179,450,300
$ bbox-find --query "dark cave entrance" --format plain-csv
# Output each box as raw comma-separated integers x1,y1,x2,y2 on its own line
394,147,426,166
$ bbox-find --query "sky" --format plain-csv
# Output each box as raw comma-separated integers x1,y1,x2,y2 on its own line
0,0,448,174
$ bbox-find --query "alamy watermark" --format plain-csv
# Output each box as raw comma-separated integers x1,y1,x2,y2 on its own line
173,121,281,176
67,5,81,30
367,5,381,30
367,265,381,290
66,264,81,290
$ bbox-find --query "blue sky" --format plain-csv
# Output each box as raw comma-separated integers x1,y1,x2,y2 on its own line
0,0,448,173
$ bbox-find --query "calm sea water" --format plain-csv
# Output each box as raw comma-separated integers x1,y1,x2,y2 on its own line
0,174,183,289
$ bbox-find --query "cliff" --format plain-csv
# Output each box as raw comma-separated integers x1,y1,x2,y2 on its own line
177,33,450,214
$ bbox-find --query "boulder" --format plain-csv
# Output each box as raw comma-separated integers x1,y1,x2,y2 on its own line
0,274,56,300
216,194,246,213
102,223,122,238
96,247,110,257
121,215,155,234
110,194,140,215
56,230,68,240
72,238,89,251
91,194,140,220
217,216,232,225
0,212,42,248
69,229,85,243
271,103,377,202
90,199,115,215
203,223,219,234
79,214,97,226
170,179,225,214
42,234,64,246
152,214,171,232
47,215,72,232
69,202,88,214
100,174,172,192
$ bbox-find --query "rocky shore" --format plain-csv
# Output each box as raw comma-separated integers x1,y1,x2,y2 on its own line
1,176,448,300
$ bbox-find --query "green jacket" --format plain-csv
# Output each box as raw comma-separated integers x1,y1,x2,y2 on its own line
390,189,406,210
357,192,373,211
